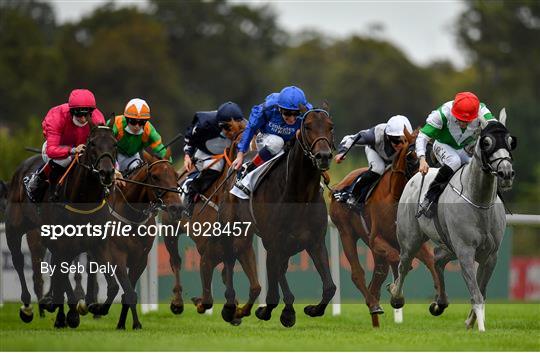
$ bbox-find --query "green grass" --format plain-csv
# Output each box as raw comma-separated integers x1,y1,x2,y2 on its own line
1,302,539,351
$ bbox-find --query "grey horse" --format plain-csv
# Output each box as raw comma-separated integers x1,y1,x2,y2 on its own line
388,109,516,332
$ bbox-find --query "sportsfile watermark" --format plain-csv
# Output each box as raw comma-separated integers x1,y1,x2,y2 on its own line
40,221,252,240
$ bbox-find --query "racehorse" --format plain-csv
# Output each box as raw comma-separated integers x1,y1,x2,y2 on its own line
5,121,118,328
329,127,441,327
163,118,262,324
100,149,182,329
219,103,336,328
389,110,516,331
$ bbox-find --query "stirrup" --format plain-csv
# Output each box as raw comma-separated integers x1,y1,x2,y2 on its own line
346,196,363,213
416,199,435,219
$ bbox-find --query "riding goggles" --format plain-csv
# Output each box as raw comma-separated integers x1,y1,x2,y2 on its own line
280,108,301,117
127,118,147,126
388,136,404,145
70,108,94,117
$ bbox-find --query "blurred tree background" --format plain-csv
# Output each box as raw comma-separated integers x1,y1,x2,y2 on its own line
0,0,538,250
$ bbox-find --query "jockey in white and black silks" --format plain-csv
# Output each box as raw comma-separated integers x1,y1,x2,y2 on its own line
182,101,245,216
416,91,495,218
334,115,413,211
231,86,313,177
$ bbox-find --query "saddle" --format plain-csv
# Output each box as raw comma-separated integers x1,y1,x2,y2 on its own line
333,168,385,204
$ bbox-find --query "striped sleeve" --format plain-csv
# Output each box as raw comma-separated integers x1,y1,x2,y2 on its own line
145,123,167,159
479,103,495,121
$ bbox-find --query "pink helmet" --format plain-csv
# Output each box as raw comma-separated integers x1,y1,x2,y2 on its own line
68,89,96,109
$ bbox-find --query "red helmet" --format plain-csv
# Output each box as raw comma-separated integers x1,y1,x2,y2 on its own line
451,92,479,122
68,89,96,109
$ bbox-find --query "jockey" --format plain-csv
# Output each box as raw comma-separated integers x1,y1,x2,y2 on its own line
182,101,245,217
232,86,313,175
24,89,105,203
416,91,495,218
109,98,168,175
334,115,413,210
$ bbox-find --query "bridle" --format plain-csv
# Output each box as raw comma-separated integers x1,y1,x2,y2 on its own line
390,141,418,180
77,126,117,187
297,109,335,169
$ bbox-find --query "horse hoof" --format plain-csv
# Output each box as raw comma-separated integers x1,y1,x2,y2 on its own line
93,314,102,320
304,305,324,317
77,299,89,316
221,304,236,323
236,307,250,319
369,305,384,315
116,324,126,330
280,309,296,328
54,313,66,328
429,302,446,316
230,317,242,326
66,310,80,328
39,308,45,318
390,296,405,309
170,302,184,315
133,322,142,330
88,303,108,316
255,306,271,321
19,307,33,323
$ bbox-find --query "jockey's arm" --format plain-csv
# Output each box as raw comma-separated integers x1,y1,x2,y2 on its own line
146,123,170,161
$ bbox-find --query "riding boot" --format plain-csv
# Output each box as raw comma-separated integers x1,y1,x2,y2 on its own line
238,147,274,180
346,170,380,212
417,165,454,218
24,164,50,203
183,170,221,217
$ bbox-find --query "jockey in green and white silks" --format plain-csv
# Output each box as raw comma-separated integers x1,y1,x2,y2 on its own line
335,115,413,210
416,91,495,218
109,98,168,175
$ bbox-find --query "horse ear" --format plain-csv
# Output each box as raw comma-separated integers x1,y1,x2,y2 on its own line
499,108,507,127
298,103,308,114
164,147,172,160
403,126,413,142
107,113,115,128
322,100,330,113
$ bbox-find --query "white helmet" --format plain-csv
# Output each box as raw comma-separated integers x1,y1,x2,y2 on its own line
385,115,412,136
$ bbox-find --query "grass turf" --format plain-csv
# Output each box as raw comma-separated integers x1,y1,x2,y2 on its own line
0,302,539,351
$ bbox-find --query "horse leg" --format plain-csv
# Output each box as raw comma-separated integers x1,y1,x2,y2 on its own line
454,245,485,331
164,235,184,315
50,255,67,328
340,232,382,325
192,250,217,313
387,231,424,310
221,259,239,324
368,254,390,302
304,241,337,318
27,230,46,318
114,257,140,329
125,259,150,330
235,245,261,318
87,250,119,317
6,225,33,323
468,252,497,332
63,270,80,328
278,260,296,328
428,246,453,316
255,252,280,321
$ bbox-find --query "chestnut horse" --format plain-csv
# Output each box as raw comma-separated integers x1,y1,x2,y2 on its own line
329,128,441,327
163,118,261,325
219,103,336,328
98,150,182,329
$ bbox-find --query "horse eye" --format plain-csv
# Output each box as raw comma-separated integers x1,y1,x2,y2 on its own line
481,136,493,151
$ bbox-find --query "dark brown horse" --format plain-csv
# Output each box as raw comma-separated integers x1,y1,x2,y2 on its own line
98,149,182,329
5,123,118,328
329,128,441,327
219,104,336,328
163,118,262,324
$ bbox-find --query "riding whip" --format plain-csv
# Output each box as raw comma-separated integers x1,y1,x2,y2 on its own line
157,132,184,152
340,133,363,159
195,167,235,217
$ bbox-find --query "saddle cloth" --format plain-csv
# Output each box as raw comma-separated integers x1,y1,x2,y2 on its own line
230,150,284,200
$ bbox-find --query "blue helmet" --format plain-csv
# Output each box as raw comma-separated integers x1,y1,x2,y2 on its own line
277,86,307,111
216,101,244,123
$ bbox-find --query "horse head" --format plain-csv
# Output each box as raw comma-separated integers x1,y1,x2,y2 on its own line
478,108,516,191
297,101,335,171
141,150,183,220
83,121,117,188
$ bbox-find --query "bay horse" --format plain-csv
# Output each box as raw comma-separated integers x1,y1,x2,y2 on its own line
389,111,516,331
329,128,442,327
163,118,262,324
99,149,182,329
219,103,336,328
5,122,118,328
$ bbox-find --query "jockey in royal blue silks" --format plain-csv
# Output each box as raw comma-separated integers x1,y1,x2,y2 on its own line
231,86,313,176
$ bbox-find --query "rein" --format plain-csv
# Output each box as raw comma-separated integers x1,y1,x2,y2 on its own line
298,109,334,167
